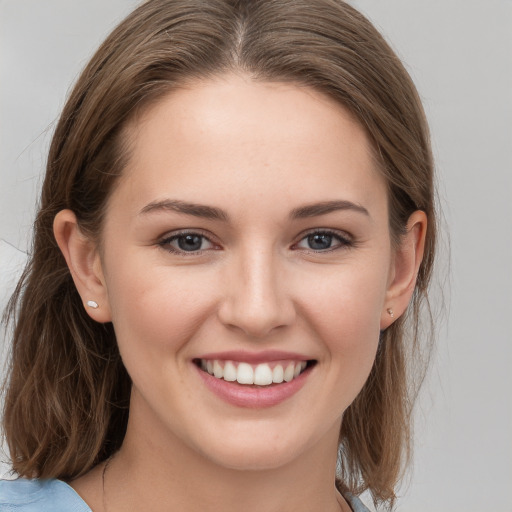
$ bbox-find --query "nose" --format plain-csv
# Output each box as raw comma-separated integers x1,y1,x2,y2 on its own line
217,248,296,338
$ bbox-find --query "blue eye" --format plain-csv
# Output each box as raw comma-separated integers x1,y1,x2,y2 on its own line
159,232,215,253
295,231,351,251
307,233,334,250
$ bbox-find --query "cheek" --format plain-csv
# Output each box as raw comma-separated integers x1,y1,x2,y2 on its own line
296,260,388,386
105,259,218,364
302,260,388,337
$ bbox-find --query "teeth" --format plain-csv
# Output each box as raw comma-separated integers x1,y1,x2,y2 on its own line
254,364,273,386
199,359,309,386
213,360,223,379
236,363,254,384
272,364,284,383
223,361,237,382
283,363,295,382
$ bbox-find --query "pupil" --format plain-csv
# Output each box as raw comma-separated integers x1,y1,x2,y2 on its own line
308,234,332,250
178,235,202,251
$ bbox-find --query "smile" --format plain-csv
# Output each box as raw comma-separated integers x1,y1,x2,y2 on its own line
192,351,317,408
195,359,311,386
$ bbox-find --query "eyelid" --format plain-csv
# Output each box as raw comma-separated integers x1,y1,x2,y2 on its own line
292,228,354,251
156,227,354,255
157,229,220,254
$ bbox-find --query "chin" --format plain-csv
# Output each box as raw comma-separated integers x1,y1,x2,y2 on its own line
190,425,322,473
205,445,300,472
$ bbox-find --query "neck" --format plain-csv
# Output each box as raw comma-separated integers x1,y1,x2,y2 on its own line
104,394,347,512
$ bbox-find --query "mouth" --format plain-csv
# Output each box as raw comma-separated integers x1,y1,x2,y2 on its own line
193,358,317,387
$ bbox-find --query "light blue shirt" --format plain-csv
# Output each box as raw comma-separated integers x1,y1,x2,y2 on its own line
0,478,370,512
0,479,91,511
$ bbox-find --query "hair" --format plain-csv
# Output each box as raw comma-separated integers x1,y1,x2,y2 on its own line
2,0,436,509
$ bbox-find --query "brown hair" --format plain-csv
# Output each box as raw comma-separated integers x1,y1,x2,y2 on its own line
2,0,436,508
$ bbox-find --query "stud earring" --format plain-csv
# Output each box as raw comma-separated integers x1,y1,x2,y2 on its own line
386,308,394,318
87,300,99,309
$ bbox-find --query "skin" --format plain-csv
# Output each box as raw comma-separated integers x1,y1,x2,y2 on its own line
55,73,426,512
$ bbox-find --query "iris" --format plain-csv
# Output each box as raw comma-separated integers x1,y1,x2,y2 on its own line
307,233,333,250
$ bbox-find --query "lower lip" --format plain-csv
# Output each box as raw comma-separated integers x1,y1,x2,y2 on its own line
194,363,313,408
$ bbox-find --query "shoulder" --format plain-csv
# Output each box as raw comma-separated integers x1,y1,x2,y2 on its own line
0,478,92,512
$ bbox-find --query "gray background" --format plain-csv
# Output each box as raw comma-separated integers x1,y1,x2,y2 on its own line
1,1,511,510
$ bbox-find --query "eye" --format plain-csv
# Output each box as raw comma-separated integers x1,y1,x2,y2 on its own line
159,232,217,254
294,230,352,252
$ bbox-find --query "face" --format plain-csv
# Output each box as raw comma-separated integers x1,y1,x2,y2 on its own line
96,74,395,470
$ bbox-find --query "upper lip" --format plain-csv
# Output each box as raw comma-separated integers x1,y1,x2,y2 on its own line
195,350,313,364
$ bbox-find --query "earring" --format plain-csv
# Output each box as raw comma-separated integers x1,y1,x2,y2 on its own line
87,300,99,309
386,308,394,318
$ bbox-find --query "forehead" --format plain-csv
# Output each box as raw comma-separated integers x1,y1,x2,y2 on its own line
112,74,386,219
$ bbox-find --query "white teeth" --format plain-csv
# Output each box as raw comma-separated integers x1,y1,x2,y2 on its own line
254,364,273,386
223,361,237,382
236,363,254,384
272,364,284,383
213,360,223,379
283,363,295,382
199,359,309,386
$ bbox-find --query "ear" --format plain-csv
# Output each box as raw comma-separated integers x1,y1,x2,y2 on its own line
53,209,112,323
380,210,427,330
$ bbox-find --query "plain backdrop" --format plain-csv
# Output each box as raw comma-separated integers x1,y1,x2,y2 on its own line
1,1,511,511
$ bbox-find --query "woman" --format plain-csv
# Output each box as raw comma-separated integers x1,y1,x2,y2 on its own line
1,0,436,510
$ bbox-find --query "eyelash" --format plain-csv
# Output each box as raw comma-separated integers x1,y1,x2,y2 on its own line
157,229,354,255
293,229,354,253
158,230,218,255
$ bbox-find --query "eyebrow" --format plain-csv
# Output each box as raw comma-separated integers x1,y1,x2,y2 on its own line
139,198,370,222
139,199,230,221
289,200,370,219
